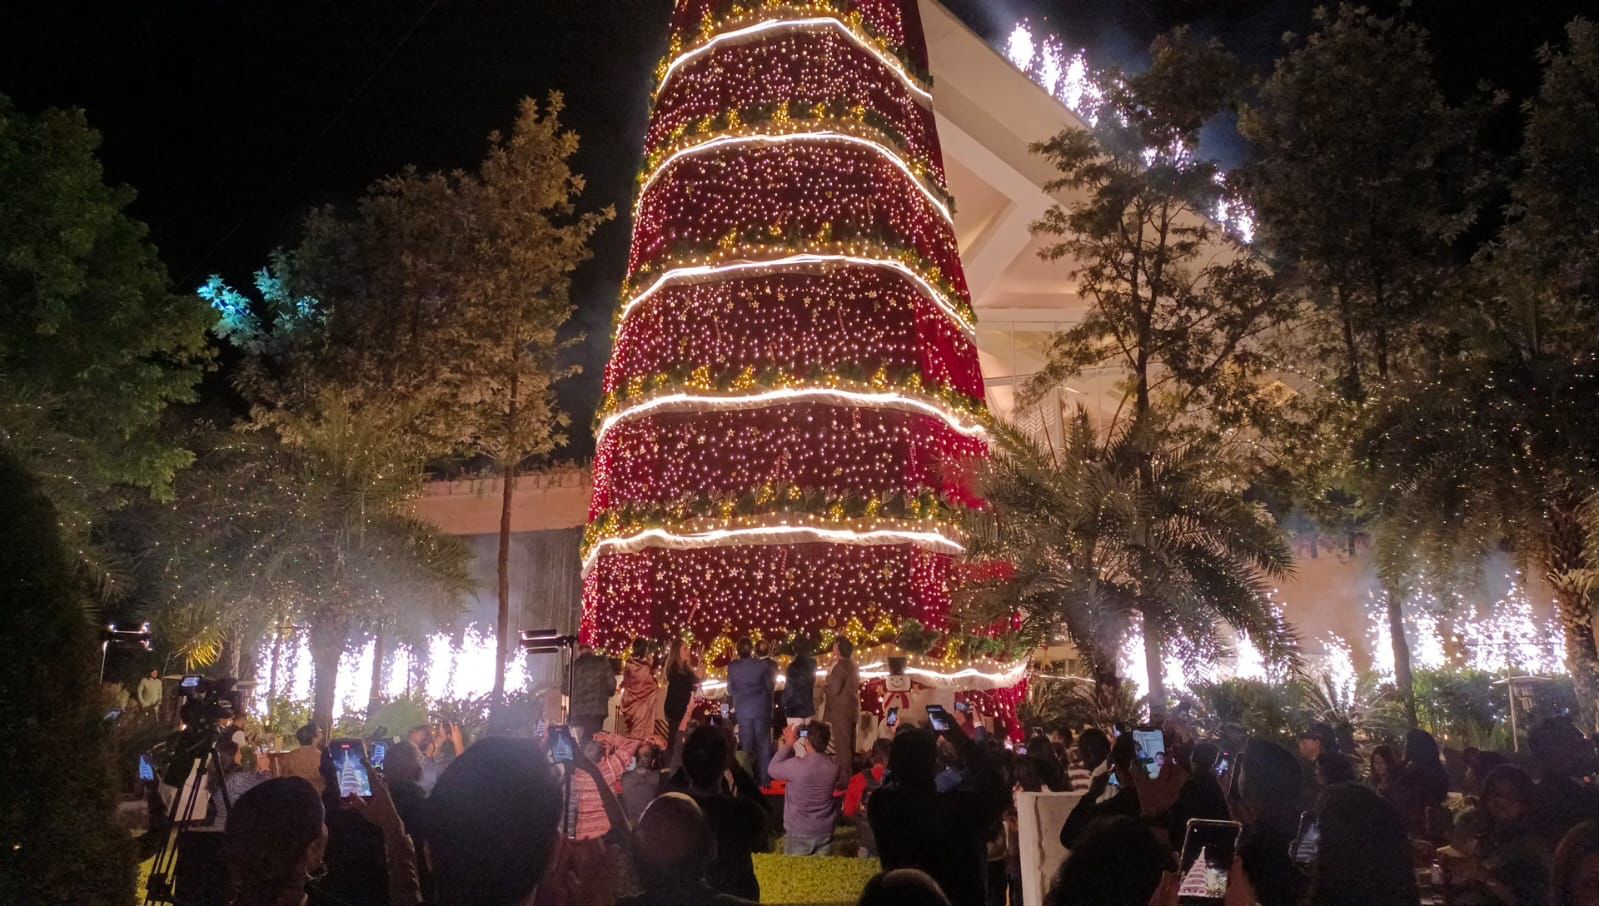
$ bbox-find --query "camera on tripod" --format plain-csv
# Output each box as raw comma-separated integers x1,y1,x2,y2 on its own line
160,676,239,789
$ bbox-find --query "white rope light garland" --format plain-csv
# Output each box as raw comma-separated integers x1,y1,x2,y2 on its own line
697,656,1031,693
582,524,965,575
594,386,989,447
637,131,953,227
618,254,978,338
658,17,934,107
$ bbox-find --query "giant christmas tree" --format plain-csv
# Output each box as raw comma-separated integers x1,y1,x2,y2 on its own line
581,0,994,669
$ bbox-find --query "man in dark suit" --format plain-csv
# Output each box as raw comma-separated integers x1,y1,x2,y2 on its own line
726,637,776,786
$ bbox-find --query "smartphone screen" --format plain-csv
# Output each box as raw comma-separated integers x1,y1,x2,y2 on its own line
1291,811,1320,868
1215,754,1231,777
138,753,156,783
1178,819,1243,903
1016,745,1028,756
1107,769,1120,788
926,705,952,732
954,700,971,714
331,741,373,798
886,707,899,728
371,742,386,769
1133,729,1167,779
720,703,731,720
550,726,576,763
798,727,809,739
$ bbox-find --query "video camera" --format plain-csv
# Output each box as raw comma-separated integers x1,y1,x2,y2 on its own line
161,676,240,788
177,675,239,726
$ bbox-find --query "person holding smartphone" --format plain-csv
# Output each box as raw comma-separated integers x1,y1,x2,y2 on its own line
1060,732,1143,850
769,721,839,855
870,712,1010,906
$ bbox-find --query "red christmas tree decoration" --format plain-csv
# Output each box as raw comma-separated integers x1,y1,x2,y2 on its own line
581,0,992,665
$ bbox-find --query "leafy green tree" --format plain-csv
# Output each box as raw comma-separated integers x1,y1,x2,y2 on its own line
963,415,1297,716
232,95,611,718
1238,5,1488,722
0,451,134,903
0,97,214,565
1355,19,1599,721
1026,30,1295,711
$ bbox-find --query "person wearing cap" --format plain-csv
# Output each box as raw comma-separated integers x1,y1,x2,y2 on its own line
1298,721,1357,801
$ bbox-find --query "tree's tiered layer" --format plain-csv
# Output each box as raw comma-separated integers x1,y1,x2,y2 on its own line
583,0,989,654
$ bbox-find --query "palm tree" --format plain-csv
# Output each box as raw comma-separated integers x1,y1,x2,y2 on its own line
142,397,473,728
962,412,1298,716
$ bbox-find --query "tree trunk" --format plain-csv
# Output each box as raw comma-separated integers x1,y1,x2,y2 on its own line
1092,665,1123,721
368,626,386,718
1336,286,1364,402
216,631,242,680
492,460,515,721
309,616,349,732
1386,589,1418,727
268,626,284,711
1554,583,1599,730
1141,615,1167,723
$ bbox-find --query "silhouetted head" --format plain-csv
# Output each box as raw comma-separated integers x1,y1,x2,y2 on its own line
425,737,561,905
633,793,713,892
858,868,953,906
1077,728,1111,771
889,728,940,786
225,777,326,904
682,724,732,790
1238,738,1304,826
1316,752,1357,786
1047,815,1169,906
1307,783,1418,906
384,741,423,786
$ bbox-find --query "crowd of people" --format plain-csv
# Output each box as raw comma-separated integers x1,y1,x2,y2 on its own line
148,639,1599,906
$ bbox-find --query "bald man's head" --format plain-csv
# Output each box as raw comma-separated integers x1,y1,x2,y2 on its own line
633,793,713,889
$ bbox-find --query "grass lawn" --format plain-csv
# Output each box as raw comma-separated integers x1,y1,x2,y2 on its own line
754,852,880,905
140,838,881,905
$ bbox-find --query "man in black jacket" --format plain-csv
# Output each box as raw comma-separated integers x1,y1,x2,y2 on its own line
869,723,1010,906
782,638,817,727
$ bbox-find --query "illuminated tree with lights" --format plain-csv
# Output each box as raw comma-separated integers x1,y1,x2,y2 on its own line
581,1,993,667
1023,30,1292,715
1239,6,1487,724
0,97,215,581
1360,20,1599,721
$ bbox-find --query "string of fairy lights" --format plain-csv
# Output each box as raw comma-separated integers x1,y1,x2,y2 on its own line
581,0,999,663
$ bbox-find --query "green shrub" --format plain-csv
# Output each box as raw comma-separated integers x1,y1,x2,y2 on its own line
0,452,135,902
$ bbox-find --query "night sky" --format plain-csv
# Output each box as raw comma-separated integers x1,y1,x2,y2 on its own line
1,0,1589,458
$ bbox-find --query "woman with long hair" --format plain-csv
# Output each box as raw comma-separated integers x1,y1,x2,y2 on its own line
662,638,699,760
1391,728,1450,837
1462,764,1561,905
1368,743,1401,793
1304,783,1420,906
